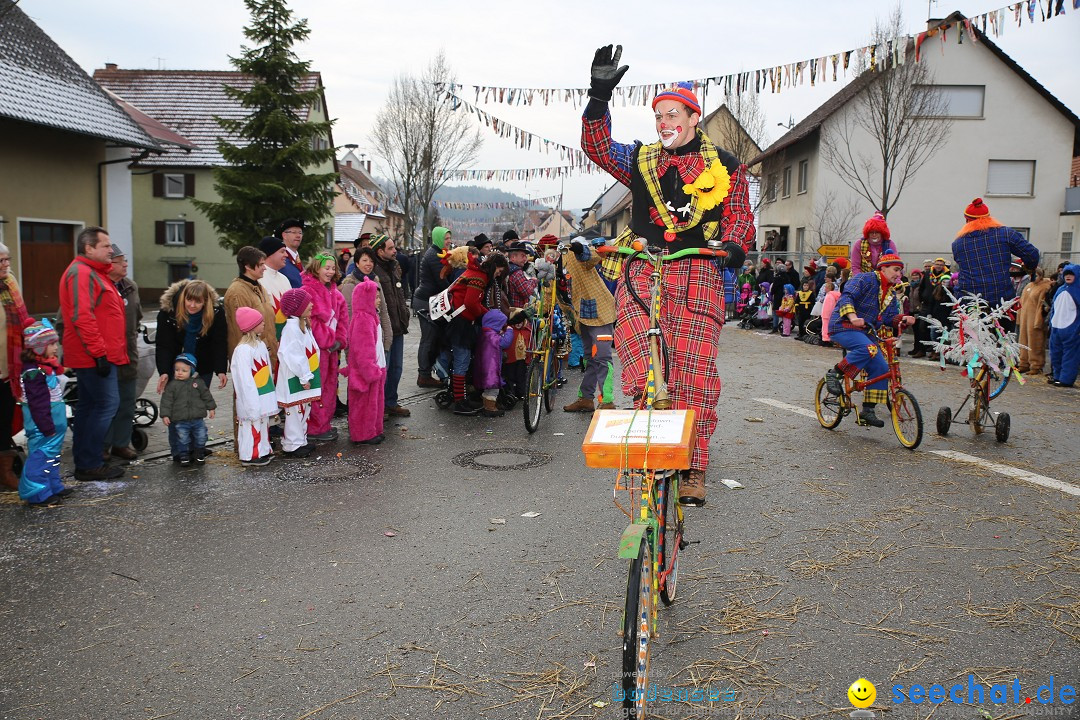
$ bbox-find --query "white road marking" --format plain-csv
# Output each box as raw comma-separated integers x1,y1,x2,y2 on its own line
753,397,1078,497
929,450,1080,497
753,398,818,420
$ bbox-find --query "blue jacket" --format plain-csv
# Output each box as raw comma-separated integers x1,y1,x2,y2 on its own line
952,220,1039,303
828,270,902,336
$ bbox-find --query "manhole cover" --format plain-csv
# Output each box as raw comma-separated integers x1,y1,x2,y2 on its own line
451,447,551,472
299,458,382,483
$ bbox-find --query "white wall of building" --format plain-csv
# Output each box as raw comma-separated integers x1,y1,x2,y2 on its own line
104,145,134,277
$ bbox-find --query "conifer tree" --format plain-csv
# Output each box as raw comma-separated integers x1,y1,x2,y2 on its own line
195,0,336,254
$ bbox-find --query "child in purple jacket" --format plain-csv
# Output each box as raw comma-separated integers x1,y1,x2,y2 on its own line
473,309,514,418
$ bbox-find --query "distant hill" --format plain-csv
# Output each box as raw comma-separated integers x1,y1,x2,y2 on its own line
373,179,555,237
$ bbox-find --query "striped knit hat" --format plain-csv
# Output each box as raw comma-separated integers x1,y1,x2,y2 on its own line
876,253,904,270
24,320,58,353
964,198,991,219
652,82,701,115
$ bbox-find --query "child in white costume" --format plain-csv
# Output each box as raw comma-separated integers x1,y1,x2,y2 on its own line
231,307,278,466
275,288,321,458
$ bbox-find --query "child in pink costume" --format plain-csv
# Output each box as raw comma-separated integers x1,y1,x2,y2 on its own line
302,255,348,439
348,279,387,444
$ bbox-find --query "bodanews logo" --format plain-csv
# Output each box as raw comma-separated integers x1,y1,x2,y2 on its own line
611,682,737,703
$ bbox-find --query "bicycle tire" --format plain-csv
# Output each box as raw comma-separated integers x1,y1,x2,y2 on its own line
621,538,653,719
523,359,543,433
814,377,843,429
988,367,1010,401
890,388,923,450
658,473,681,606
970,381,986,434
543,355,557,413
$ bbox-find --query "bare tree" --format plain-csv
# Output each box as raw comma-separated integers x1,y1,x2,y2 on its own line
715,90,769,168
810,189,862,247
370,51,482,248
820,6,952,217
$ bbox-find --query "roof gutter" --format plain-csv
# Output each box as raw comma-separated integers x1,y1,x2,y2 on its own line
97,149,153,226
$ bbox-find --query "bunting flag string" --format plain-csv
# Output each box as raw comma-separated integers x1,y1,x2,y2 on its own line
449,0,1071,106
431,194,563,210
444,91,590,166
440,164,602,182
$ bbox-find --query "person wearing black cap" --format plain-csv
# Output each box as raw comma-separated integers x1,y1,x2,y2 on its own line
258,236,291,340
473,234,493,257
276,219,305,288
103,244,142,463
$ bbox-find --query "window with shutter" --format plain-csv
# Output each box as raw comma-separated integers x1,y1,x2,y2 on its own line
184,221,195,246
914,85,985,118
163,174,186,198
986,160,1035,196
184,174,195,197
164,220,186,246
152,174,164,197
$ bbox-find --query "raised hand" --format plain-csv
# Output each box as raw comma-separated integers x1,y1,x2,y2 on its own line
589,44,629,102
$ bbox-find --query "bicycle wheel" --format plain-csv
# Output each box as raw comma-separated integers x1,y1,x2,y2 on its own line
621,538,653,719
543,354,557,413
890,388,924,450
814,377,843,429
523,359,544,433
658,473,682,606
970,383,985,434
988,367,1010,401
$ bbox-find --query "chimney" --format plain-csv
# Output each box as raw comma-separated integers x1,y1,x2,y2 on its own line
366,160,372,173
345,160,352,167
105,63,118,71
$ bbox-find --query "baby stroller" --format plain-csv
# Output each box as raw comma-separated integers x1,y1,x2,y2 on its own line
737,293,760,329
803,315,823,345
60,323,159,451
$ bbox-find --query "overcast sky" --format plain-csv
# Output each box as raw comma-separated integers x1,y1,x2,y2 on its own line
24,0,1080,213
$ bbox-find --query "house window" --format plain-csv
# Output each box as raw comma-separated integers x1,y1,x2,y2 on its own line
163,173,186,198
767,173,778,202
915,85,985,118
165,220,186,246
782,166,792,198
797,160,809,194
311,136,329,151
1013,227,1030,241
1062,231,1073,260
795,226,806,253
987,160,1035,196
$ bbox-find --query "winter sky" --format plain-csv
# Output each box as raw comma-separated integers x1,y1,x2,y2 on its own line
23,0,1080,212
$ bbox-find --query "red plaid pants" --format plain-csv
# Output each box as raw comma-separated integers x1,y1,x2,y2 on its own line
614,258,724,471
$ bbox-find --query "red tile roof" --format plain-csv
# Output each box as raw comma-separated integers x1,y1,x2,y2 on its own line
93,68,322,167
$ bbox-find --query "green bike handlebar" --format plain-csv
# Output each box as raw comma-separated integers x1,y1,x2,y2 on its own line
595,244,727,261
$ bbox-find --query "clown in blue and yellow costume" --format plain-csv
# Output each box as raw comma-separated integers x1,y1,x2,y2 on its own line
825,254,915,427
19,320,72,506
581,44,755,507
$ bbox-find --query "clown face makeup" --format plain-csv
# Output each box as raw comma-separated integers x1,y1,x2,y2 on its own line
654,99,698,150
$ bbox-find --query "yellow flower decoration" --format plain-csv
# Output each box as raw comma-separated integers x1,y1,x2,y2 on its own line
682,160,731,212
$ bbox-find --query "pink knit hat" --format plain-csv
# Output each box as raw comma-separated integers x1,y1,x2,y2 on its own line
279,288,311,318
235,306,263,333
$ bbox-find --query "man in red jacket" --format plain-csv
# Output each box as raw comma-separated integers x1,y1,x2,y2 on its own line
59,227,128,482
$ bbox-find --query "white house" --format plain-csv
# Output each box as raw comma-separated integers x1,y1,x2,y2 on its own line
751,12,1079,269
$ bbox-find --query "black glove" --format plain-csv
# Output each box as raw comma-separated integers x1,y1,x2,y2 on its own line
721,242,746,270
569,240,586,258
589,44,629,102
94,356,110,377
507,309,528,326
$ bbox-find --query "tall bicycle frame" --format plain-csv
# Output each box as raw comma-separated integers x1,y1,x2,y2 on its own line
596,242,726,719
523,268,564,433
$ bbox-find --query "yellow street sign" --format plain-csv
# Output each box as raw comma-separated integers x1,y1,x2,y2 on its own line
817,244,849,258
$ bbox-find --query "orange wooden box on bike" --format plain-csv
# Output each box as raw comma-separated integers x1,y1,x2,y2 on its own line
581,409,697,469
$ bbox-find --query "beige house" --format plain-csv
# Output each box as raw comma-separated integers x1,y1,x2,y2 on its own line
0,1,160,314
94,67,335,300
333,149,407,252
751,13,1080,267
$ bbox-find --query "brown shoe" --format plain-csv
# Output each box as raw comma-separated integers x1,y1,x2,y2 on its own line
481,397,504,417
563,396,595,413
1026,368,1042,376
111,446,138,461
678,470,706,507
598,401,616,410
0,450,19,492
386,405,411,417
417,374,442,388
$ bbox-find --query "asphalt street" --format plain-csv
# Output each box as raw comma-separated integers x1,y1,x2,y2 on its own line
1,326,1077,720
